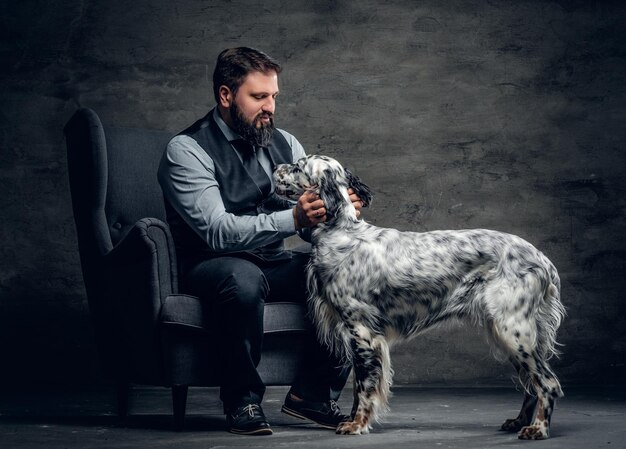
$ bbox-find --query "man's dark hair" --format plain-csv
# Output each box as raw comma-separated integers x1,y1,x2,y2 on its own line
213,47,282,103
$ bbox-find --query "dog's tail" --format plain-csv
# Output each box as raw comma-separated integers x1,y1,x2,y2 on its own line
537,260,566,361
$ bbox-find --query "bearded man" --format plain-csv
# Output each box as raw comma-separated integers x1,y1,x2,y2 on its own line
158,47,363,435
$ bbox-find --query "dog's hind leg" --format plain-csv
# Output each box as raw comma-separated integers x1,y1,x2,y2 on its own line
501,357,538,432
517,355,563,440
486,267,564,439
490,320,563,439
336,325,391,435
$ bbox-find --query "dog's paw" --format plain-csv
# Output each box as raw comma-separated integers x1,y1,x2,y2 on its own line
518,425,549,440
336,421,370,435
501,418,525,432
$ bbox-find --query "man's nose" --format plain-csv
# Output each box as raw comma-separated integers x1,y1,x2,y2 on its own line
262,97,275,114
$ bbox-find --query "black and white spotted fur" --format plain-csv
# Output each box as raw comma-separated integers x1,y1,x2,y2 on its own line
273,155,565,439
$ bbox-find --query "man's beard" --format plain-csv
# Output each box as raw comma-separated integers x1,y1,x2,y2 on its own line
230,101,275,148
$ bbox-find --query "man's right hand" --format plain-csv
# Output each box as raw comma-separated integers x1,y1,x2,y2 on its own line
293,191,326,230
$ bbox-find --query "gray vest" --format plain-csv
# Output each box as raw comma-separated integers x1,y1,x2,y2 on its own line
164,111,294,268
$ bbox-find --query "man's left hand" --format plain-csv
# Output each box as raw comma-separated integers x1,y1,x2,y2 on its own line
348,188,364,218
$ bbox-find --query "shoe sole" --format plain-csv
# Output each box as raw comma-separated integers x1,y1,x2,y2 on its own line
228,427,273,436
281,405,337,430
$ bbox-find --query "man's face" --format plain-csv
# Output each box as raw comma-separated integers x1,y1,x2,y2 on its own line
223,70,279,147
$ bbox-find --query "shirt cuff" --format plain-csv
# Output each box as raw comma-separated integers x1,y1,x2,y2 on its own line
274,208,297,235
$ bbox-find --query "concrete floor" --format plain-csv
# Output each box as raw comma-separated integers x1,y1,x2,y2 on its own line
1,385,625,449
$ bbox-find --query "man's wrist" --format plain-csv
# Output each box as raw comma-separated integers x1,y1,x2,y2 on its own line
293,206,301,231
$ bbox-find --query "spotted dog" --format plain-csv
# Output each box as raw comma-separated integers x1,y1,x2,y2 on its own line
273,155,565,439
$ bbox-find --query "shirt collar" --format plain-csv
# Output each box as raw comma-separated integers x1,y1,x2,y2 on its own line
212,107,241,143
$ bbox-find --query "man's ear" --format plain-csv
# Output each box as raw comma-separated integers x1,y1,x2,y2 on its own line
218,85,233,108
345,169,373,207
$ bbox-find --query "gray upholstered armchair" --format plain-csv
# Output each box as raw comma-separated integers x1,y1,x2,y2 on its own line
64,108,310,429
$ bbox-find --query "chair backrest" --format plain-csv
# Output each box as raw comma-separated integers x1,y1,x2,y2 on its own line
104,125,172,246
65,108,174,379
65,108,173,255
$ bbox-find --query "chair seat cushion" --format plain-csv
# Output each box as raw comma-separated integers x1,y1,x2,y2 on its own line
263,302,311,334
160,294,207,331
160,294,310,334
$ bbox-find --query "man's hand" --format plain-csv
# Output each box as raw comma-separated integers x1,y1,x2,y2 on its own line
348,188,364,218
293,188,366,230
293,191,326,230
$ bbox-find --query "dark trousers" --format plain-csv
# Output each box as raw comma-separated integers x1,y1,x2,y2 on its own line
182,250,350,413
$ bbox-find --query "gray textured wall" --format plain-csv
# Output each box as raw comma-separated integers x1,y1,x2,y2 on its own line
1,0,625,387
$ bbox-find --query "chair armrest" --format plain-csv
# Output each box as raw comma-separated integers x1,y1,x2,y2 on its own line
101,218,179,382
104,217,178,298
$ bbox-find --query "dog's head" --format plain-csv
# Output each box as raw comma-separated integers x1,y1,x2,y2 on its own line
273,155,373,222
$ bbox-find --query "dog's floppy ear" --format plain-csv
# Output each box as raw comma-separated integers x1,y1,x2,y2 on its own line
345,168,373,207
319,168,345,221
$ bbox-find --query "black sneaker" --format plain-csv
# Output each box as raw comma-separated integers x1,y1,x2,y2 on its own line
226,404,273,436
281,393,349,429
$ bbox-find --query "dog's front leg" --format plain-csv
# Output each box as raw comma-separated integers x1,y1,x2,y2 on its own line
336,330,391,435
336,344,373,435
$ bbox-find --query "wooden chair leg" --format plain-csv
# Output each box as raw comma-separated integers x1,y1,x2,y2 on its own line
116,382,130,419
172,385,188,431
